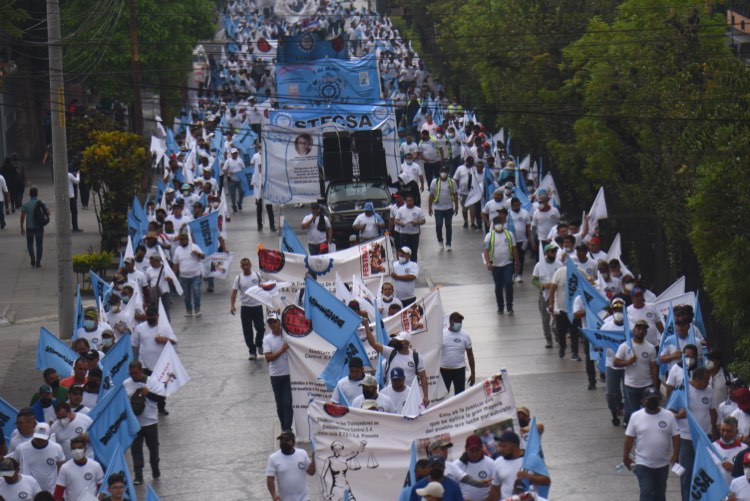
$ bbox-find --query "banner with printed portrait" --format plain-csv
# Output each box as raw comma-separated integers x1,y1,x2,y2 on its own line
263,104,399,204
278,32,348,63
284,289,447,441
307,371,518,501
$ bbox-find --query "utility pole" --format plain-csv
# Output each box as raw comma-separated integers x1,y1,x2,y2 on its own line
46,0,74,339
128,0,144,135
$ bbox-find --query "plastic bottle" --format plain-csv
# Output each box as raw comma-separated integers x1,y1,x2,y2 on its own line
615,462,630,473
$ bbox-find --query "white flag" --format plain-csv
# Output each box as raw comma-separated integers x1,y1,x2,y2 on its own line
655,276,686,302
125,236,134,261
519,154,531,173
401,382,425,418
157,298,175,338
605,233,633,278
537,172,561,208
150,136,166,168
334,272,354,304
151,342,190,396
351,275,376,321
157,246,183,295
245,281,293,310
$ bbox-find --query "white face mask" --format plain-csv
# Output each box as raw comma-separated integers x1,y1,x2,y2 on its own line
623,283,634,292
685,357,695,368
613,312,624,323
382,294,393,301
102,338,113,348
71,449,85,461
494,224,504,232
405,160,413,166
440,172,448,179
705,360,715,371
59,417,70,427
398,256,408,264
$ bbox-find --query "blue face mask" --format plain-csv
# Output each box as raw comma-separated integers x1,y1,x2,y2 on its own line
122,295,130,304
83,320,96,330
452,322,462,332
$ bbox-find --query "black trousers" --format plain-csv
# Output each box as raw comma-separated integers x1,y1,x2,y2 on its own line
256,200,276,230
270,375,293,431
69,197,79,230
131,423,159,476
240,305,265,355
440,367,466,395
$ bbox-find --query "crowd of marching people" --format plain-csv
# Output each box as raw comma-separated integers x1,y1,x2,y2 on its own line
4,0,750,500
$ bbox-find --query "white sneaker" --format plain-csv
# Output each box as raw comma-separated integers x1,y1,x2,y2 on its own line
194,309,202,317
184,310,193,317
446,245,452,252
438,242,444,250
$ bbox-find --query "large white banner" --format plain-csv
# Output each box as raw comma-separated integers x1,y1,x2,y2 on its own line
308,372,518,501
285,289,448,441
257,236,394,296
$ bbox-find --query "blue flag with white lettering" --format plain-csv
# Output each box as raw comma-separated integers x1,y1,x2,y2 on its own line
580,327,626,353
98,446,137,501
521,417,550,498
278,32,348,63
0,397,18,442
304,276,363,350
319,333,372,390
186,211,220,256
36,327,77,377
236,166,255,197
565,258,608,321
89,270,113,310
281,218,307,255
234,123,258,158
688,410,729,500
147,485,161,501
99,334,133,401
88,386,141,465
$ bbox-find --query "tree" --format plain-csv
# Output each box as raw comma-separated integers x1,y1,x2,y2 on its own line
0,0,29,39
81,130,150,251
61,0,215,122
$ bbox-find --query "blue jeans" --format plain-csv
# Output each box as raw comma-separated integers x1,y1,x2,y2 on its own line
434,209,453,245
180,275,201,311
270,375,293,430
633,464,669,501
606,367,624,416
491,264,514,311
26,228,44,265
679,438,695,501
228,179,243,209
624,385,651,424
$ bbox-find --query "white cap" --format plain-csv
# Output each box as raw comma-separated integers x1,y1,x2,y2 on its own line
361,399,378,410
231,148,239,154
416,482,445,498
33,422,51,440
267,311,279,321
393,331,409,342
399,246,412,255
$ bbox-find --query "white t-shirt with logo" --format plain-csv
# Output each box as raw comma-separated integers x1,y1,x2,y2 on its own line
55,458,104,501
730,476,750,501
352,213,381,240
172,243,204,278
730,408,750,439
11,439,65,492
441,328,472,369
381,346,424,387
627,303,662,346
0,474,41,500
615,340,656,388
332,376,365,405
301,214,330,245
233,271,263,307
625,408,679,468
263,333,289,377
712,439,744,486
490,456,524,499
123,376,161,427
265,448,311,501
531,206,560,241
380,384,410,413
510,208,531,243
350,393,396,413
131,322,177,371
50,413,94,460
453,165,471,195
396,205,425,235
391,260,418,300
676,385,715,439
455,456,494,501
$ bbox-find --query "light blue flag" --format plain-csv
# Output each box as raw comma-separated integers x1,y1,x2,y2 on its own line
147,485,161,501
397,441,418,501
88,386,141,466
165,129,179,155
666,354,690,412
565,258,609,321
319,333,372,391
236,166,255,197
374,309,390,388
186,211,220,256
513,186,533,213
98,446,137,501
99,333,133,401
131,195,147,225
199,192,208,210
304,277,363,350
89,270,113,310
521,417,550,498
74,284,84,335
281,218,307,255
658,305,677,377
0,398,18,442
687,410,729,500
694,292,706,339
36,327,77,376
156,177,166,204
234,123,258,158
580,327,626,354
335,386,351,407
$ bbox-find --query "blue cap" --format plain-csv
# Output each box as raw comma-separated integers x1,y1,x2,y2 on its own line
364,202,374,212
536,188,548,195
389,367,405,380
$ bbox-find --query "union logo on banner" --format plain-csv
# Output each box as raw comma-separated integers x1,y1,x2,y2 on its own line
297,33,316,52
259,248,286,273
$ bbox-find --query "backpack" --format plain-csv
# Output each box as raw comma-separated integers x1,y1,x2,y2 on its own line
384,348,419,383
33,201,50,227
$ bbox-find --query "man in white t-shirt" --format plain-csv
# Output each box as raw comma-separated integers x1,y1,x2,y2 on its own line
365,328,429,406
509,197,531,282
376,281,403,315
483,211,519,315
627,287,664,346
429,165,459,251
614,320,658,424
453,157,475,228
713,416,745,487
729,451,750,501
50,402,93,461
332,357,366,405
250,142,276,231
352,202,385,242
53,437,103,501
222,148,245,212
230,257,265,360
7,422,63,492
530,189,560,253
440,312,475,395
399,153,423,207
350,374,396,413
123,360,162,485
390,247,419,306
300,203,332,255
399,135,419,161
395,195,426,261
623,388,680,501
0,458,41,500
488,431,550,500
454,435,495,501
266,430,315,501
380,368,410,413
172,232,205,317
532,244,562,349
263,312,293,431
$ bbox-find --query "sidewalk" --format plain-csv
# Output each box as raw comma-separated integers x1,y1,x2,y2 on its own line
0,161,103,404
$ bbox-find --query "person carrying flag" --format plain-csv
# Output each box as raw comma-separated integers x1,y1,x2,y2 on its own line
614,319,659,425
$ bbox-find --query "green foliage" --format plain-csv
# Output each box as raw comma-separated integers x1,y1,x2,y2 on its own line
81,130,150,250
0,0,29,39
61,0,215,120
72,250,116,275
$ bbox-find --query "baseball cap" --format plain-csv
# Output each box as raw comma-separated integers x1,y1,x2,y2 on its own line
634,319,649,328
400,246,412,255
465,435,483,450
543,243,557,253
33,423,51,440
181,183,191,191
429,438,453,450
39,384,53,394
361,399,378,410
496,430,520,445
84,308,98,319
364,202,374,212
744,451,750,465
536,188,548,195
267,311,279,322
277,430,295,441
231,148,239,154
359,374,378,387
349,357,364,368
393,331,409,342
0,458,16,476
631,286,645,297
735,387,750,411
642,387,660,401
516,406,530,417
416,482,445,498
427,455,446,466
611,298,625,310
123,256,134,263
389,367,405,381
